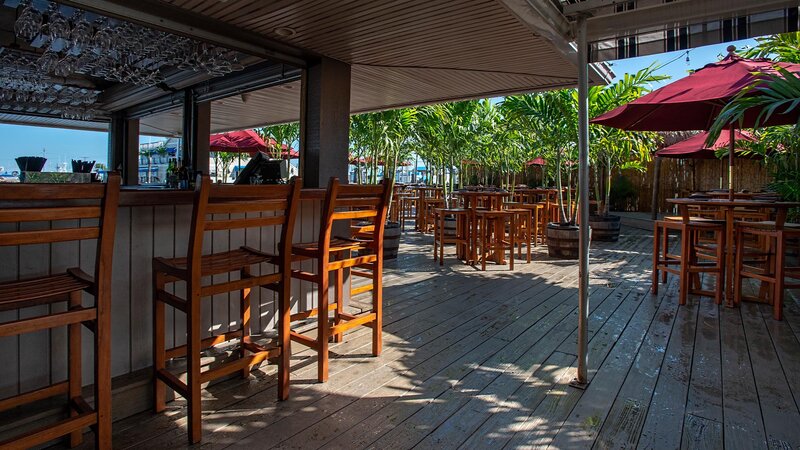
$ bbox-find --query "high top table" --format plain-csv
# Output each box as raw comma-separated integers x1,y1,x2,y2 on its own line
453,191,510,264
667,198,800,306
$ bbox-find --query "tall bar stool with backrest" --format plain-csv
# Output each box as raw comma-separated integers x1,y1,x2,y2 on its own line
0,175,120,449
152,176,301,444
290,178,391,382
734,222,800,320
653,208,726,305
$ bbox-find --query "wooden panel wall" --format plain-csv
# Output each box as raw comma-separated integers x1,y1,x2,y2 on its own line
0,200,321,397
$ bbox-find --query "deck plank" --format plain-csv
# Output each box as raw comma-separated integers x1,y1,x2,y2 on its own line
718,307,767,450
58,226,800,450
740,301,800,449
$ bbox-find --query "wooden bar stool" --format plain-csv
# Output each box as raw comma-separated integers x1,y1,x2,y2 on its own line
0,175,120,449
433,208,469,265
734,223,800,320
652,219,683,292
290,178,391,382
423,197,445,233
475,210,515,271
679,220,726,305
398,194,417,232
152,177,301,444
505,206,532,263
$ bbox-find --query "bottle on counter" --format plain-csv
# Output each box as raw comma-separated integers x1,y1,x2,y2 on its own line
178,161,189,190
166,158,177,188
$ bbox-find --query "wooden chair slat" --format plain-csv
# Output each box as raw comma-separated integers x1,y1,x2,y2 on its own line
0,227,99,246
208,183,294,199
336,185,385,196
335,197,381,208
332,210,378,220
0,206,101,223
0,183,105,200
203,215,286,231
205,199,289,214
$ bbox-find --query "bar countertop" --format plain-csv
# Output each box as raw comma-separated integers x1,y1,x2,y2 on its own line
119,186,326,206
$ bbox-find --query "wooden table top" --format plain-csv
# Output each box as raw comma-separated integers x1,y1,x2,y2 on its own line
453,191,509,196
667,198,800,209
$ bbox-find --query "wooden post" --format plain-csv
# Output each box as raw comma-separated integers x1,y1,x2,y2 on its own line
651,157,662,220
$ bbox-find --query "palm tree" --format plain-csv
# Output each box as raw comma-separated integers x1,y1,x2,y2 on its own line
140,143,168,183
503,90,577,223
588,66,667,216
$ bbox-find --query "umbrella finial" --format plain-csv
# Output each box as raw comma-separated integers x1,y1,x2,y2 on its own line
726,45,737,55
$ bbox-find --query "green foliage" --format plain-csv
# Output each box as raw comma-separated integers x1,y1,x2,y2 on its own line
609,175,638,212
588,65,666,216
214,151,238,183
741,32,800,63
257,122,300,159
708,32,800,219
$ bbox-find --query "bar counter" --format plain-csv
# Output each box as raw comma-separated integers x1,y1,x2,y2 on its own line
119,186,327,206
0,185,327,422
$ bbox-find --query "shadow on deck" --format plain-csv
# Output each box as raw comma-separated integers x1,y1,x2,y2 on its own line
79,226,800,449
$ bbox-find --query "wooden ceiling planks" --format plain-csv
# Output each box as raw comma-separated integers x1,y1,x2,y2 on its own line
156,0,576,79
130,0,589,137
138,63,577,136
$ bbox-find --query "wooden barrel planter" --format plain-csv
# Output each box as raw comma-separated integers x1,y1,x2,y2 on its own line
546,223,583,259
444,216,457,237
383,221,401,259
588,215,621,242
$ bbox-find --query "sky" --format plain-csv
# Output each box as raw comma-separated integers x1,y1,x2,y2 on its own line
0,38,758,174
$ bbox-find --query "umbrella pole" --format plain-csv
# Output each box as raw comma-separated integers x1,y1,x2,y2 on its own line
728,126,735,200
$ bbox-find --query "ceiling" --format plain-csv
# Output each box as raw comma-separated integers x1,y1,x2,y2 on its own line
1,0,611,134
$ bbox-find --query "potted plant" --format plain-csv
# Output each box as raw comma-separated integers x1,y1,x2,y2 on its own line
588,66,667,241
503,90,583,259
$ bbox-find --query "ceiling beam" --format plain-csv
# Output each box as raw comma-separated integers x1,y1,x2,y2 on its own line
562,0,632,16
123,62,301,119
585,0,797,40
496,0,614,84
56,0,310,68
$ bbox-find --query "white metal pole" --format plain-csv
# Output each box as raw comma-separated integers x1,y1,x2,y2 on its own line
573,14,591,389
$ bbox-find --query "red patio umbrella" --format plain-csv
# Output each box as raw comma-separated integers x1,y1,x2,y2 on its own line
526,157,546,166
592,52,800,199
657,130,757,190
209,129,267,153
656,130,755,159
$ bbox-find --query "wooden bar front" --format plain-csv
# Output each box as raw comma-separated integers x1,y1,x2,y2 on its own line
0,188,326,422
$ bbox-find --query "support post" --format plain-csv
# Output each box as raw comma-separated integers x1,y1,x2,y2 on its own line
299,56,353,310
181,89,196,170
651,157,662,220
299,57,351,188
194,101,211,175
108,113,139,185
572,15,591,390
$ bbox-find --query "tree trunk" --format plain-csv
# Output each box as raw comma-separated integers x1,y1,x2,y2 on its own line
651,157,662,220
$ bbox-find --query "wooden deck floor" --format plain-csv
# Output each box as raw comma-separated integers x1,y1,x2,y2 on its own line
95,225,800,449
